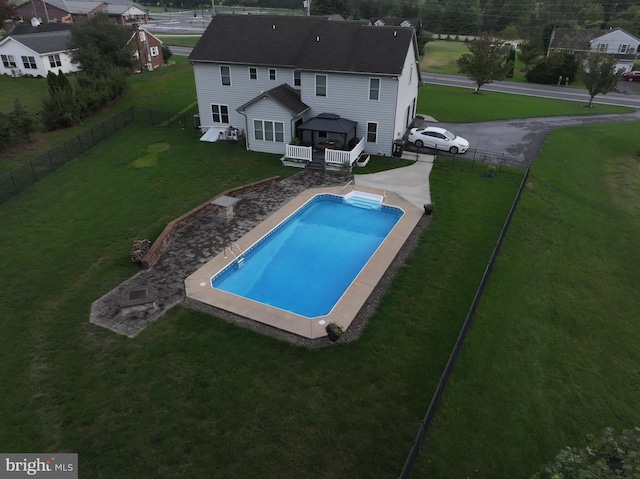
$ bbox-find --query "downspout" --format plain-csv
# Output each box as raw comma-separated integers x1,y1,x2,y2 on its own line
238,110,250,151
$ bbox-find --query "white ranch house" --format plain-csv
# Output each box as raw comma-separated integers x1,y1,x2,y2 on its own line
548,27,640,73
0,23,79,77
188,15,422,168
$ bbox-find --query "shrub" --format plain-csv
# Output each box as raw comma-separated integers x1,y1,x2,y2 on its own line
526,51,579,84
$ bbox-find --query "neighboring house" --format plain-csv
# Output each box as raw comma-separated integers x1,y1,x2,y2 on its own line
188,14,422,161
14,0,148,26
0,22,79,77
548,27,640,73
370,17,419,28
127,24,163,71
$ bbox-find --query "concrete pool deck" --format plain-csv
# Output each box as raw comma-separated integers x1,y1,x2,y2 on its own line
185,185,424,340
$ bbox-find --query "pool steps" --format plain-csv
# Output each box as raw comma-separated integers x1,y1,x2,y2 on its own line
344,191,383,210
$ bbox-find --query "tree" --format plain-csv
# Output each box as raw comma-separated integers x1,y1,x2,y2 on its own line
531,427,640,478
0,0,16,23
161,45,173,64
518,40,542,71
310,0,350,18
526,51,579,85
457,34,512,93
9,99,38,142
68,13,133,77
581,52,623,107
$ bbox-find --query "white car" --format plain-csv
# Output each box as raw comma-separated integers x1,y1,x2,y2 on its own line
408,127,470,154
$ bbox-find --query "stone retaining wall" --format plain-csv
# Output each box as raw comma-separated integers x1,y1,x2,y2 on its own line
140,176,281,269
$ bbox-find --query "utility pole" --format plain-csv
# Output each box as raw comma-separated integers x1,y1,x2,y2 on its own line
211,0,215,16
304,0,311,16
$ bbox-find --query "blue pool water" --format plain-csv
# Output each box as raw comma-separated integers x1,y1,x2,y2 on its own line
211,194,403,318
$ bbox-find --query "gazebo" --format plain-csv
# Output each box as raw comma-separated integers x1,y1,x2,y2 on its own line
296,113,358,150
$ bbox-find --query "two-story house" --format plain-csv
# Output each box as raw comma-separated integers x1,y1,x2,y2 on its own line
548,27,639,73
188,15,421,164
127,23,164,72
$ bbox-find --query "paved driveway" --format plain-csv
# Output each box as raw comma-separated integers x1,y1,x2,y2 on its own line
408,110,640,161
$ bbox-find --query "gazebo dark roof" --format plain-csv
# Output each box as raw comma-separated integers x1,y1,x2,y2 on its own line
297,113,356,133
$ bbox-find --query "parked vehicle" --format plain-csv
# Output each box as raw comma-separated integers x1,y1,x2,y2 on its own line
621,71,640,81
408,127,470,154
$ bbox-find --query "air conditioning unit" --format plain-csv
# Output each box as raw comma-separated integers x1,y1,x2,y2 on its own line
11,68,22,77
145,63,152,71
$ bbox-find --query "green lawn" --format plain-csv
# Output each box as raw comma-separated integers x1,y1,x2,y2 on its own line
158,35,202,48
420,40,470,74
412,121,640,478
0,121,523,477
0,55,196,175
418,83,632,122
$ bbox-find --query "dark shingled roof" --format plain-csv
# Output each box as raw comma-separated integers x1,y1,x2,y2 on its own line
298,113,357,134
7,22,74,36
549,28,609,50
4,28,73,54
238,84,309,115
189,14,415,76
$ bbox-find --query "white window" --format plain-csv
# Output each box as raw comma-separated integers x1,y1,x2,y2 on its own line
150,46,159,57
366,122,378,143
598,43,607,52
1,54,17,68
249,67,257,80
619,44,629,53
294,70,301,87
220,65,231,86
315,74,327,97
269,68,276,81
139,31,146,42
369,78,380,100
211,104,229,124
275,122,284,142
253,120,284,142
22,56,37,69
48,54,62,67
254,120,263,140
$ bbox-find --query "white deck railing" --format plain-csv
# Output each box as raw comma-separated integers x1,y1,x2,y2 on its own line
285,144,312,161
325,137,364,166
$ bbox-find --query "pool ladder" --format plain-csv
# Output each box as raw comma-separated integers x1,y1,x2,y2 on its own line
224,242,245,268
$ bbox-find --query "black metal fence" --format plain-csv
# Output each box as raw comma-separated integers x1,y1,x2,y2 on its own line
403,146,531,170
398,165,532,479
0,106,196,206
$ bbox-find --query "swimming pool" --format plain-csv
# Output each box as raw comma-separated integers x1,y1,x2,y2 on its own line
185,186,424,340
211,194,403,318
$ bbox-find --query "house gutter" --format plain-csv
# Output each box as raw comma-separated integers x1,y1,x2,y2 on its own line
237,109,250,151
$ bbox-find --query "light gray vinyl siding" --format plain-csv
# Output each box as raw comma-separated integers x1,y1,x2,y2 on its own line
242,98,292,155
300,71,398,155
193,63,296,131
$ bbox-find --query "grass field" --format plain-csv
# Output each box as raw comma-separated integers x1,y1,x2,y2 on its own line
412,121,640,477
0,121,523,477
418,83,632,122
158,35,202,48
0,56,197,175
